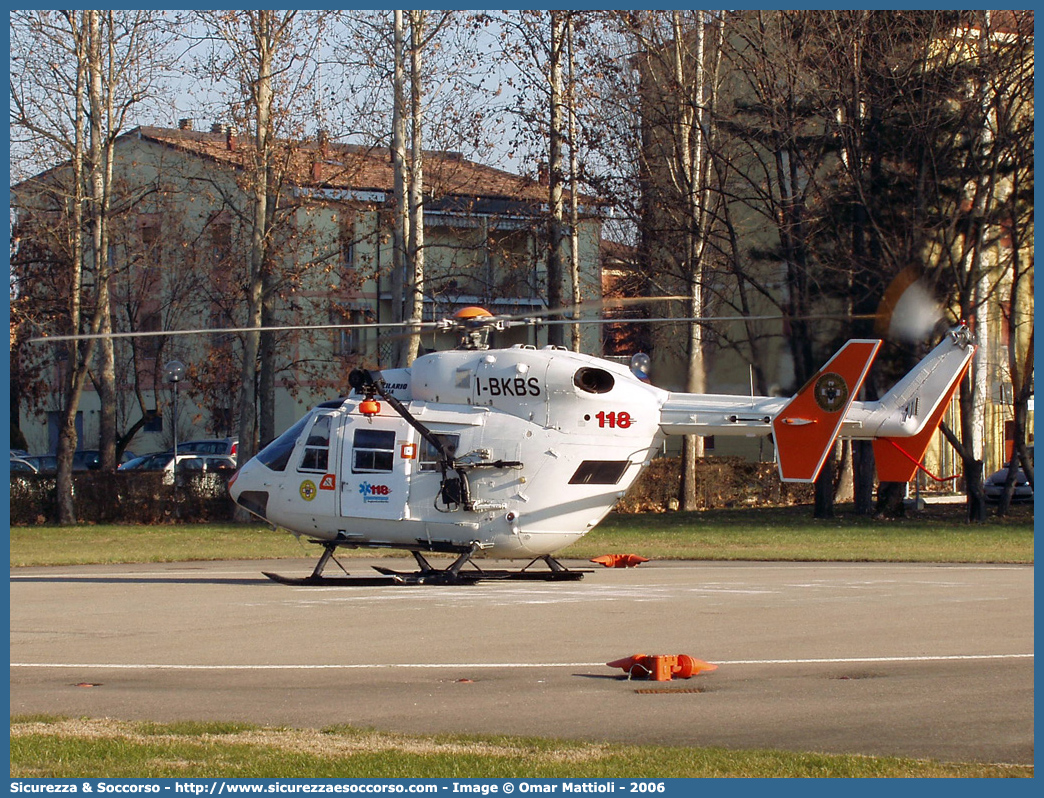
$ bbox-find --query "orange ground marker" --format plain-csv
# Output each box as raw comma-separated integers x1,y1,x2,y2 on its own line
607,653,718,681
590,554,650,568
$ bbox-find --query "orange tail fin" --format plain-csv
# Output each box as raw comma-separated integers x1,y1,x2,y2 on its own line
872,359,971,482
772,340,881,482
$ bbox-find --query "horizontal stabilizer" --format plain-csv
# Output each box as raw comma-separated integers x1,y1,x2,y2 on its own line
773,340,881,482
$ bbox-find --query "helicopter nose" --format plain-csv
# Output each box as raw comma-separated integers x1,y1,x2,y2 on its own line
228,461,270,521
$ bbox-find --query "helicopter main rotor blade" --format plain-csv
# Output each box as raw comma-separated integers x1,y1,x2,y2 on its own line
520,313,881,327
27,287,923,346
29,319,441,344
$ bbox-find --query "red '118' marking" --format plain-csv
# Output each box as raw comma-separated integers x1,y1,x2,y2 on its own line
596,411,632,429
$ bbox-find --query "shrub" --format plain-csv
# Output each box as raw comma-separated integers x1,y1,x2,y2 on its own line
616,456,813,513
9,471,236,525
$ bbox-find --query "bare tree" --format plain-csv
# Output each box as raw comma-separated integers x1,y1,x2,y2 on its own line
995,22,1035,514
931,11,1035,518
618,11,725,510
191,11,333,457
486,11,601,346
11,10,170,521
402,11,451,365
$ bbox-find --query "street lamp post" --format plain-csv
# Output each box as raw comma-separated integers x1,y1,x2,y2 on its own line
164,360,186,514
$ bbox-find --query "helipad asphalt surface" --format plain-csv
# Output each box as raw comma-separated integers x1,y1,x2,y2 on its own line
10,557,1034,765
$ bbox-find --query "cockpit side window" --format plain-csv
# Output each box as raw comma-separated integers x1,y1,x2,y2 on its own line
299,414,333,472
418,433,460,472
352,428,396,473
256,416,310,472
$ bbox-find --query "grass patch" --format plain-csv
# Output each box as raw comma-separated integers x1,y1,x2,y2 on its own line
9,717,1031,779
565,504,1035,564
9,523,394,568
11,504,1033,567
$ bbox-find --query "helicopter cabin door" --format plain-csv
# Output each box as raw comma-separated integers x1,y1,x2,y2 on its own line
338,416,414,520
284,411,341,520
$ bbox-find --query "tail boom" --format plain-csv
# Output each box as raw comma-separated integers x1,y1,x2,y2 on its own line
655,326,976,485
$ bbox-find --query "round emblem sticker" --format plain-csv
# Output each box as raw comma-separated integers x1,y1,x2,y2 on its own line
814,372,849,412
299,479,317,501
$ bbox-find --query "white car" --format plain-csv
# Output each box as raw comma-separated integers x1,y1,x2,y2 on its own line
121,452,236,484
9,456,38,474
168,438,238,462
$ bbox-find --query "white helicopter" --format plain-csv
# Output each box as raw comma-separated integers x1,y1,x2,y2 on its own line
226,305,976,585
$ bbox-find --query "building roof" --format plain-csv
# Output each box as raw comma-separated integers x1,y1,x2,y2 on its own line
132,125,550,205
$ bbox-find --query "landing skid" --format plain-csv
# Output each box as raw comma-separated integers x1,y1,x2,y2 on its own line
262,542,589,586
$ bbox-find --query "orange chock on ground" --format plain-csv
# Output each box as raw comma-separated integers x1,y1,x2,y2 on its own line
590,553,650,568
607,654,718,681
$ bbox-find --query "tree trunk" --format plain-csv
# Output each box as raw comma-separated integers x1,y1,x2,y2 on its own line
814,453,835,519
259,299,277,447
237,11,277,471
852,440,876,514
88,11,117,472
546,10,567,346
875,481,906,518
566,14,582,353
404,10,426,365
680,435,699,510
390,10,409,367
56,11,90,525
940,416,987,523
963,459,987,522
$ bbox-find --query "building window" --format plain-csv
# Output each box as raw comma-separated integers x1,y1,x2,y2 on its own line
209,310,235,350
144,408,162,433
140,312,163,359
332,307,369,356
341,240,354,272
210,221,231,266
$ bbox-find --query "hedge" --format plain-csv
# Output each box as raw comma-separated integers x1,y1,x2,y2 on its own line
9,471,236,525
9,457,814,525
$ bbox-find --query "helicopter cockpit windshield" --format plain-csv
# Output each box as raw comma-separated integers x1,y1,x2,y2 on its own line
255,415,311,472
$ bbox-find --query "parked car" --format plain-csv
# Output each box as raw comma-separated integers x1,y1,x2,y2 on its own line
22,454,57,474
984,445,1033,503
118,452,166,471
121,452,237,484
167,438,238,462
21,450,137,474
76,449,138,469
9,456,38,473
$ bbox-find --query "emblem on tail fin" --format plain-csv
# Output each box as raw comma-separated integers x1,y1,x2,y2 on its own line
773,340,881,483
814,373,849,412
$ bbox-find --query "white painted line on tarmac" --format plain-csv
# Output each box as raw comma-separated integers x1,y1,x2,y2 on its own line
712,653,1034,665
10,653,1032,670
